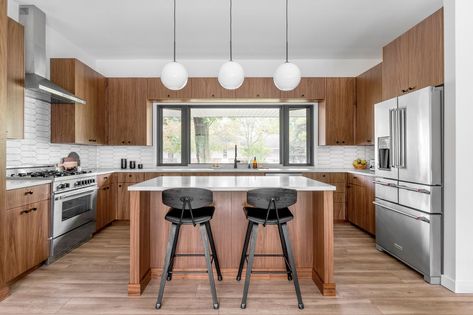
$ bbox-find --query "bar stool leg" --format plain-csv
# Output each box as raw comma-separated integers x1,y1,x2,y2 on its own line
199,223,219,310
281,223,304,310
205,222,223,281
156,223,178,309
236,221,253,281
167,224,181,281
277,223,293,281
241,223,259,309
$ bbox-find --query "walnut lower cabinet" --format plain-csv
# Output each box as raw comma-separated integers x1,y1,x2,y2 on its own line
96,174,116,231
3,184,50,282
347,174,375,235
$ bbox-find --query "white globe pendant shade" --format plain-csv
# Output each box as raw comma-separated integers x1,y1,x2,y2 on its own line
218,61,245,90
273,62,301,91
161,62,188,90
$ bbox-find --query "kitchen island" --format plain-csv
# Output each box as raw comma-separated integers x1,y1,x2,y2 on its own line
127,175,336,297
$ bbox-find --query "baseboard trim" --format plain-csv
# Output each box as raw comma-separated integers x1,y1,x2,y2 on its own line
0,286,10,301
442,275,473,293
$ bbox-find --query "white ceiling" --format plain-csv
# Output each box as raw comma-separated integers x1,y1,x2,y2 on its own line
15,0,443,60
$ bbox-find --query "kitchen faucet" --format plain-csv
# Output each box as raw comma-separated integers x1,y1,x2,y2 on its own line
234,144,240,169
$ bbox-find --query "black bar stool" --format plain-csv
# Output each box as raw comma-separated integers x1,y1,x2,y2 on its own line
236,188,304,310
155,188,222,310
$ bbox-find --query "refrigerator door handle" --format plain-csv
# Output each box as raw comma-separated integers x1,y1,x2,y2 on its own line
397,184,431,195
389,109,397,167
373,201,431,223
399,107,407,168
373,180,397,187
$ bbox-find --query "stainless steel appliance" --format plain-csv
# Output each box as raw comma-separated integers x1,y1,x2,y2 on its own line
374,86,443,284
8,166,97,263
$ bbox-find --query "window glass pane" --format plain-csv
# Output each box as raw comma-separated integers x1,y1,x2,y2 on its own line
162,108,182,164
190,108,280,164
289,108,308,164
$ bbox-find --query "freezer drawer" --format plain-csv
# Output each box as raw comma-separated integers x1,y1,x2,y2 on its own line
374,178,398,204
398,182,443,214
375,200,441,284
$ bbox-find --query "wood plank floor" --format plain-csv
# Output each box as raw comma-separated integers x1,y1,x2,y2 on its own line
1,222,472,314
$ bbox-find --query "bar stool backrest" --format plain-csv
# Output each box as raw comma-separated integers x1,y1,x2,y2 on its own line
163,188,213,209
247,188,297,226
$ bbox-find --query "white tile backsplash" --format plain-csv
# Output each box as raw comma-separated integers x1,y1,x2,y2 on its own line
7,97,374,169
6,97,98,168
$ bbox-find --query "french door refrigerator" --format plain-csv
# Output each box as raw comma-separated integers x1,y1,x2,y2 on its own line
374,86,443,284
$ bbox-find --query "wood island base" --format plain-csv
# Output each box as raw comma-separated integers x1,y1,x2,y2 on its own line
128,190,335,297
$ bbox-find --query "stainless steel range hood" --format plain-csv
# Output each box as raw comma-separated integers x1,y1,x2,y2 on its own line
19,5,86,105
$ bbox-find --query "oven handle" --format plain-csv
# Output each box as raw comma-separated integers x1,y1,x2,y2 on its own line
56,188,98,201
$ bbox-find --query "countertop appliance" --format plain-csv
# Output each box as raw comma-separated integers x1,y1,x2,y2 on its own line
8,165,97,263
374,86,443,284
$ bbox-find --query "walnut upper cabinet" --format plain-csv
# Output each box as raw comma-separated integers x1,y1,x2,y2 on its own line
318,77,356,145
191,77,235,99
382,8,443,100
107,78,152,146
235,77,280,98
147,77,192,100
6,18,24,140
50,58,106,145
355,63,382,145
280,77,326,100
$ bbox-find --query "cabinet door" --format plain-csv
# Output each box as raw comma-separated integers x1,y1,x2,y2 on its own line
235,78,280,98
107,184,116,225
191,78,235,99
107,78,150,145
320,78,355,145
116,183,131,220
408,8,444,92
27,201,49,270
280,77,325,100
382,34,409,100
95,73,107,144
6,18,24,139
4,200,49,281
96,185,109,231
148,78,192,100
356,63,382,145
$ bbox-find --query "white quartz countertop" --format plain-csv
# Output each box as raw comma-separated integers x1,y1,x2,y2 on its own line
128,175,336,192
94,167,375,177
6,179,52,191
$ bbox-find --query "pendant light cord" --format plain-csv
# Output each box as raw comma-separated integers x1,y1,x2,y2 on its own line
285,0,289,63
173,0,176,62
229,0,233,61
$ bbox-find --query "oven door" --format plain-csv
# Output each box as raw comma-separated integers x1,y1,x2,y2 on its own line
52,186,98,238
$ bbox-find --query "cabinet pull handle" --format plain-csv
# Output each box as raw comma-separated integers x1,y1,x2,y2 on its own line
408,86,416,91
25,190,33,195
20,207,37,215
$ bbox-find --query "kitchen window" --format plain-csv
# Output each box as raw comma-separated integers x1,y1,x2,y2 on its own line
157,105,314,166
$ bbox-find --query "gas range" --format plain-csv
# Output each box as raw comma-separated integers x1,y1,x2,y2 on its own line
7,165,97,193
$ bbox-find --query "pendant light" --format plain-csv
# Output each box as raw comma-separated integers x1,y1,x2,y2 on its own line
218,0,245,90
273,0,301,91
161,0,188,90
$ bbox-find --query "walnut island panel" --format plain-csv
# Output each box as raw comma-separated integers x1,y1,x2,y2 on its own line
127,175,336,297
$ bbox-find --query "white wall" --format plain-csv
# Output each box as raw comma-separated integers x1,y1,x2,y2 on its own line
7,0,96,77
96,58,380,78
442,0,473,293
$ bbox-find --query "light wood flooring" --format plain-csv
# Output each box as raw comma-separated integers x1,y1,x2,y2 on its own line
1,222,472,315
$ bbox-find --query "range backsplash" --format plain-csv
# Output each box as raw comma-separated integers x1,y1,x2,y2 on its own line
6,97,97,169
7,97,374,170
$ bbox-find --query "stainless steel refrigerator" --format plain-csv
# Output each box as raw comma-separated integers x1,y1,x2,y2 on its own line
374,86,443,284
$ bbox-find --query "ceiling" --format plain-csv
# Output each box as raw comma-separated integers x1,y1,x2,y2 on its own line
15,0,443,60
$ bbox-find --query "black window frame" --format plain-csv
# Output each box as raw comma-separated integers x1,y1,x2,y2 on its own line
157,104,314,166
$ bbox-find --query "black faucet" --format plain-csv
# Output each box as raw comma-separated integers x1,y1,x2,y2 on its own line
233,144,240,169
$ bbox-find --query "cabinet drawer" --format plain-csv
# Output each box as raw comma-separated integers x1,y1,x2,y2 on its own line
117,172,145,183
97,173,114,187
145,173,162,180
6,184,51,210
333,182,346,193
313,173,330,183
